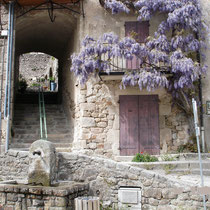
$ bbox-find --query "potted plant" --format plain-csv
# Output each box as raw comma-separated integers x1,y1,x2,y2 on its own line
49,77,56,91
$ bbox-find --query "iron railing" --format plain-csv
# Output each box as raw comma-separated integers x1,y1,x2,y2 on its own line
39,87,48,140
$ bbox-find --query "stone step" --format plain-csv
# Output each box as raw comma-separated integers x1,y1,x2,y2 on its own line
167,169,210,176
15,92,59,104
9,142,72,150
116,153,210,162
13,128,71,134
15,104,62,109
12,133,71,141
129,160,210,173
12,102,71,151
13,120,69,126
11,138,71,144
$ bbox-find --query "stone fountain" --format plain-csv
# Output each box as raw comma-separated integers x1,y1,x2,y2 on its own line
0,140,89,209
28,139,56,186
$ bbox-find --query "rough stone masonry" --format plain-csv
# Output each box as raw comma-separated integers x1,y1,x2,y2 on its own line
0,150,210,210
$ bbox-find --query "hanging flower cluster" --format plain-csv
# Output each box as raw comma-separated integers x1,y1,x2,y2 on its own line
70,0,207,95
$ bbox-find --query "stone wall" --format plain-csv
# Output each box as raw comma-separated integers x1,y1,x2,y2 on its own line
0,4,10,153
0,151,209,209
18,53,58,90
65,0,191,156
0,182,88,210
57,152,210,209
0,150,28,181
72,79,189,157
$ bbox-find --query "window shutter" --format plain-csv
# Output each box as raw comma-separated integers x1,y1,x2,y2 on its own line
125,21,149,69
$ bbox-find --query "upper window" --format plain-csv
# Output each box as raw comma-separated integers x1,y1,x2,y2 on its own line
125,21,149,69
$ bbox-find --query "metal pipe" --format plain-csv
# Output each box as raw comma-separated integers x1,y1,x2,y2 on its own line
192,98,206,210
39,89,43,139
195,31,205,153
4,2,11,118
198,75,205,153
42,91,48,140
0,37,6,153
5,1,14,152
7,1,14,117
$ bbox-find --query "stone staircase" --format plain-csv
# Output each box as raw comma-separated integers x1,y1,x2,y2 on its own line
116,153,210,176
10,93,72,151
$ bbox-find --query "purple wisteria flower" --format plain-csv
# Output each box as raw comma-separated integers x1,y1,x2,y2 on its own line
70,0,207,98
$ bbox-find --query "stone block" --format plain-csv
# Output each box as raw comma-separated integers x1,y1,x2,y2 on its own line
159,104,171,116
87,96,97,103
89,143,97,149
97,122,107,128
28,140,56,186
80,103,95,111
178,131,186,139
159,116,165,129
80,117,95,128
32,199,44,207
113,115,119,130
143,188,162,199
54,197,67,207
7,193,18,202
8,150,18,157
160,128,172,142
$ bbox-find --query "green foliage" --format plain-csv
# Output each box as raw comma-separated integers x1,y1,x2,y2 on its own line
31,83,40,87
177,134,198,153
177,145,185,153
132,153,158,162
161,154,176,161
49,77,55,81
31,67,38,71
163,164,176,174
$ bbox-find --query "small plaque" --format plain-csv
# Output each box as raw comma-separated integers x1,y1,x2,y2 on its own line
118,187,141,209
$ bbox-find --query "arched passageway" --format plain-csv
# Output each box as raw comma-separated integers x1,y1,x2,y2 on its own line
11,8,78,150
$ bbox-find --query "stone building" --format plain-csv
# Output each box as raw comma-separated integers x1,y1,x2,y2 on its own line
0,0,209,158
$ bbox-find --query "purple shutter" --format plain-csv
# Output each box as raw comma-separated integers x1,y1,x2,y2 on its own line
139,95,160,155
120,95,160,156
120,95,139,156
125,21,149,69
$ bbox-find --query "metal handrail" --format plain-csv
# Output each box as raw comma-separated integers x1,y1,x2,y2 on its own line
39,86,47,140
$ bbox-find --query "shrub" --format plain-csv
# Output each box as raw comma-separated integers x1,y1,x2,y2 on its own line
161,154,176,161
132,153,158,162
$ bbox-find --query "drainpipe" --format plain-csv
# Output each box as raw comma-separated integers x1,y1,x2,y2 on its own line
198,76,205,153
0,37,6,152
195,32,205,153
4,2,12,118
5,2,14,153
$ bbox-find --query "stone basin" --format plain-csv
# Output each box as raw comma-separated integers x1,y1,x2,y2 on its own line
0,181,89,209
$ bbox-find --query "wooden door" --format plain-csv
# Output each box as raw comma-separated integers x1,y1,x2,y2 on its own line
119,95,139,156
120,95,160,155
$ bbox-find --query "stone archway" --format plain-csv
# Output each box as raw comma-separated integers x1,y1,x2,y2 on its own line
10,7,78,150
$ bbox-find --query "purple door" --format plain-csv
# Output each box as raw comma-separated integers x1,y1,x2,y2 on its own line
120,95,160,155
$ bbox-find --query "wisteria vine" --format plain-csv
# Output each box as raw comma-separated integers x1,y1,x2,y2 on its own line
70,0,207,98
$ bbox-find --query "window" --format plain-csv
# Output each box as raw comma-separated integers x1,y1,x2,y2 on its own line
125,21,149,69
